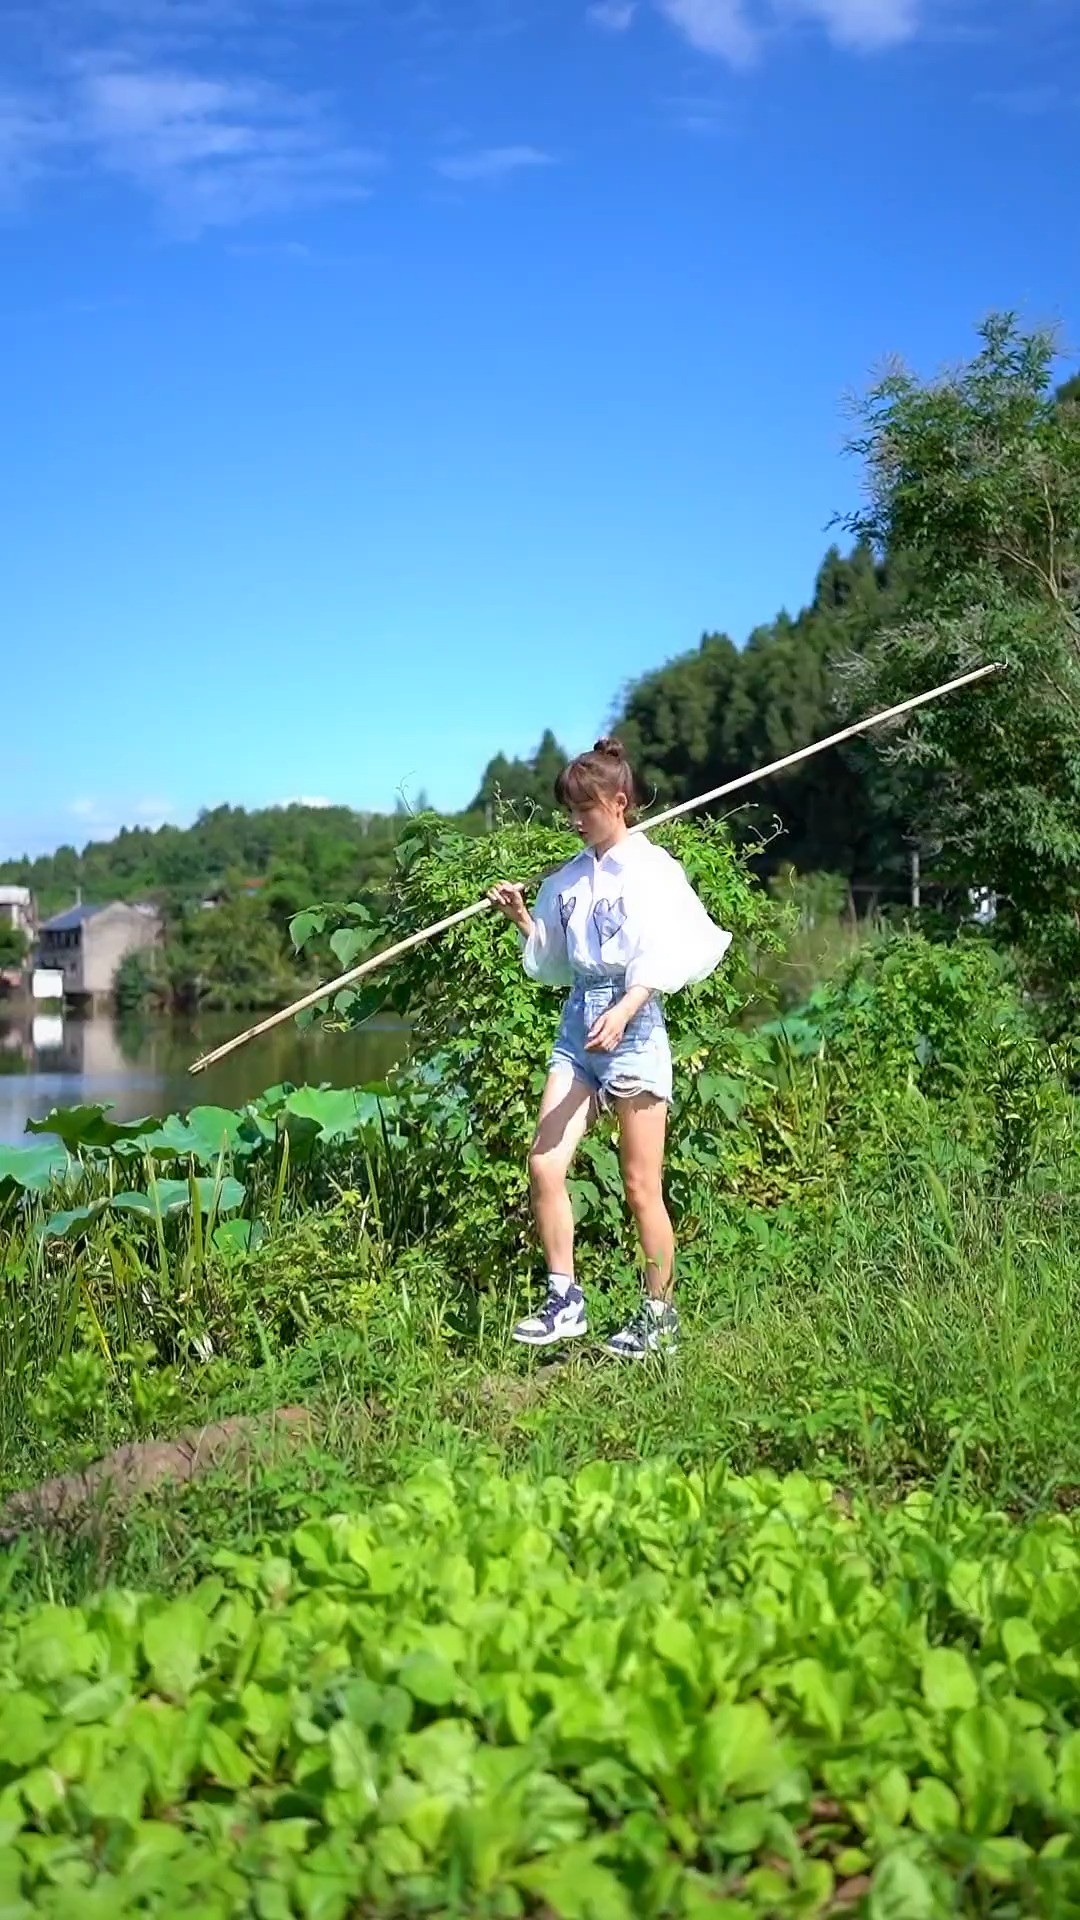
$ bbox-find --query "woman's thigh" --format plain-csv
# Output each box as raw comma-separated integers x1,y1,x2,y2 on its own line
530,1067,595,1176
615,1092,668,1192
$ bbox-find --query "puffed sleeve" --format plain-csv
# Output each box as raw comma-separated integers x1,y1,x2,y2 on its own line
623,848,732,994
520,875,574,987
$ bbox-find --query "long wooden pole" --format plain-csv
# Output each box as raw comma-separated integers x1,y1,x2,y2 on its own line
189,659,1006,1075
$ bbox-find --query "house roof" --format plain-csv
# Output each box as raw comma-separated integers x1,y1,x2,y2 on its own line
40,904,108,932
0,886,32,906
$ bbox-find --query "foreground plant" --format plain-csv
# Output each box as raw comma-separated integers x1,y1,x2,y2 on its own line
2,1460,1080,1916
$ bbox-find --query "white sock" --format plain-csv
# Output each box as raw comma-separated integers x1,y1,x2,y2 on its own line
549,1273,575,1297
646,1297,671,1317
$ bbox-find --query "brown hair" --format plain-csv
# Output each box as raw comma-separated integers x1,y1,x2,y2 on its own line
555,737,638,822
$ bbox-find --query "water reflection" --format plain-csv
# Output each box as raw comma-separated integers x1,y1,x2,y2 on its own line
0,1010,408,1144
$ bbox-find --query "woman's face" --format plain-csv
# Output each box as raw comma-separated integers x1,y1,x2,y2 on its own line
566,791,627,848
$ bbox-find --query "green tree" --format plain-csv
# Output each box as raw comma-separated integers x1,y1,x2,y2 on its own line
615,545,912,891
164,892,298,1014
841,314,1080,1026
0,923,27,969
470,729,570,817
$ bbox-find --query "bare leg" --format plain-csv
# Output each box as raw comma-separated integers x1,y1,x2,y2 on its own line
529,1070,594,1275
616,1094,674,1299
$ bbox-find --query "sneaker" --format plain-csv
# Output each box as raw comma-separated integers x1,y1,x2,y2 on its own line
605,1301,679,1360
512,1283,588,1348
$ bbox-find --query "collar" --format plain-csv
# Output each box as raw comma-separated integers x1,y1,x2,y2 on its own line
590,833,645,876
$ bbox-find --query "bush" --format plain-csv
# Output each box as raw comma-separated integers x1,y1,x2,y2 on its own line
292,813,783,1285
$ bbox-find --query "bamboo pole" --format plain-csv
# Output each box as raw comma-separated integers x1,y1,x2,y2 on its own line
190,659,1006,1074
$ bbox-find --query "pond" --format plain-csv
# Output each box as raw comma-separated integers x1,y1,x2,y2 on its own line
0,1010,408,1145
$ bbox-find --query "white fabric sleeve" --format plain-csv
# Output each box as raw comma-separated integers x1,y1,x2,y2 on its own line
623,850,733,994
520,875,574,987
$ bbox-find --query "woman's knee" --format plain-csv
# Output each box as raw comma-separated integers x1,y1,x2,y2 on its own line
623,1164,663,1216
529,1146,567,1196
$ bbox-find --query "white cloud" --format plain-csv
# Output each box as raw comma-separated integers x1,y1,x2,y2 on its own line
434,143,554,182
68,57,381,231
587,1,638,29
653,0,923,62
0,92,67,197
655,0,758,64
786,0,918,50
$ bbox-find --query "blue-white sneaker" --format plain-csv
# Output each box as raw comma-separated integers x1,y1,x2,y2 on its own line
513,1283,588,1348
605,1301,679,1360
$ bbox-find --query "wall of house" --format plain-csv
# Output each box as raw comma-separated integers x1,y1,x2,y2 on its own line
80,908,161,998
36,929,82,996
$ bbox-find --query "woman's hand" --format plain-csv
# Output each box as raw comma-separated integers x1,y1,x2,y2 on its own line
488,883,533,936
586,1006,629,1053
586,985,651,1053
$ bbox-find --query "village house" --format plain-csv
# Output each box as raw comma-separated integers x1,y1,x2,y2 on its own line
36,901,162,1009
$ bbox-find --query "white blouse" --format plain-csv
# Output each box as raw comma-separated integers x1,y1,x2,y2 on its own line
521,832,732,995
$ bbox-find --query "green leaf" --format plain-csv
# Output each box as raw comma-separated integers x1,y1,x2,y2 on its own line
1057,1730,1080,1813
711,1803,770,1854
201,1724,255,1788
1001,1616,1041,1665
868,1853,936,1920
143,1601,208,1699
911,1777,960,1836
0,1142,70,1194
0,1694,50,1768
283,1086,382,1143
329,928,369,971
40,1200,110,1240
212,1217,268,1257
696,1074,747,1122
328,1722,377,1800
398,1650,458,1708
27,1104,151,1150
113,1177,245,1219
290,910,327,951
515,1847,634,1920
921,1647,978,1714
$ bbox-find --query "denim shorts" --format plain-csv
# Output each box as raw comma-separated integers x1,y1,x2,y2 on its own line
550,972,672,1107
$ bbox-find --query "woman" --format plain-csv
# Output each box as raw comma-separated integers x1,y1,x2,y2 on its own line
489,737,731,1359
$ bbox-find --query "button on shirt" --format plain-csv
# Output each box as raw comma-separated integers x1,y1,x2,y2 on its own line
521,832,732,994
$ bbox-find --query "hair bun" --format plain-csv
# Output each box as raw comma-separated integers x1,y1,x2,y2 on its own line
593,736,625,759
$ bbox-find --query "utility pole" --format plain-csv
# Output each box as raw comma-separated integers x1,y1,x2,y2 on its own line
910,843,921,911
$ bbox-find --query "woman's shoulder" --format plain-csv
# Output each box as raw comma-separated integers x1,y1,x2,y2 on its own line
539,849,589,893
631,835,683,879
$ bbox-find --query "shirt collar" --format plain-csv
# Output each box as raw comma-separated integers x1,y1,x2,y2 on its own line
591,834,642,876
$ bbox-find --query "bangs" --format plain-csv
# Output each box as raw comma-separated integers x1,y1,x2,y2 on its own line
555,762,606,810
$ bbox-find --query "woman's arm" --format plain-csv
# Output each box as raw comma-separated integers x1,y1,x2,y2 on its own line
623,850,732,995
488,877,572,987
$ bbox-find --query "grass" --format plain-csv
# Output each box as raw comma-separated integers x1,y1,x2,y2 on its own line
3,1009,1080,1911
5,1158,1080,1612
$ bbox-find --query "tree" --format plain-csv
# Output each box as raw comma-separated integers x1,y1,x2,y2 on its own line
0,923,27,969
613,545,913,889
841,314,1080,1026
470,730,571,816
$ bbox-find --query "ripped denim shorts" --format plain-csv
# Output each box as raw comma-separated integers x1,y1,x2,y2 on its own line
550,971,673,1107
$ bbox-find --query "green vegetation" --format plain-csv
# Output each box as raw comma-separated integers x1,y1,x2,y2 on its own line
1,315,1079,1914
0,924,28,970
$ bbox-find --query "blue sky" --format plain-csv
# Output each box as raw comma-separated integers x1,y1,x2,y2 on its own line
2,0,1077,858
